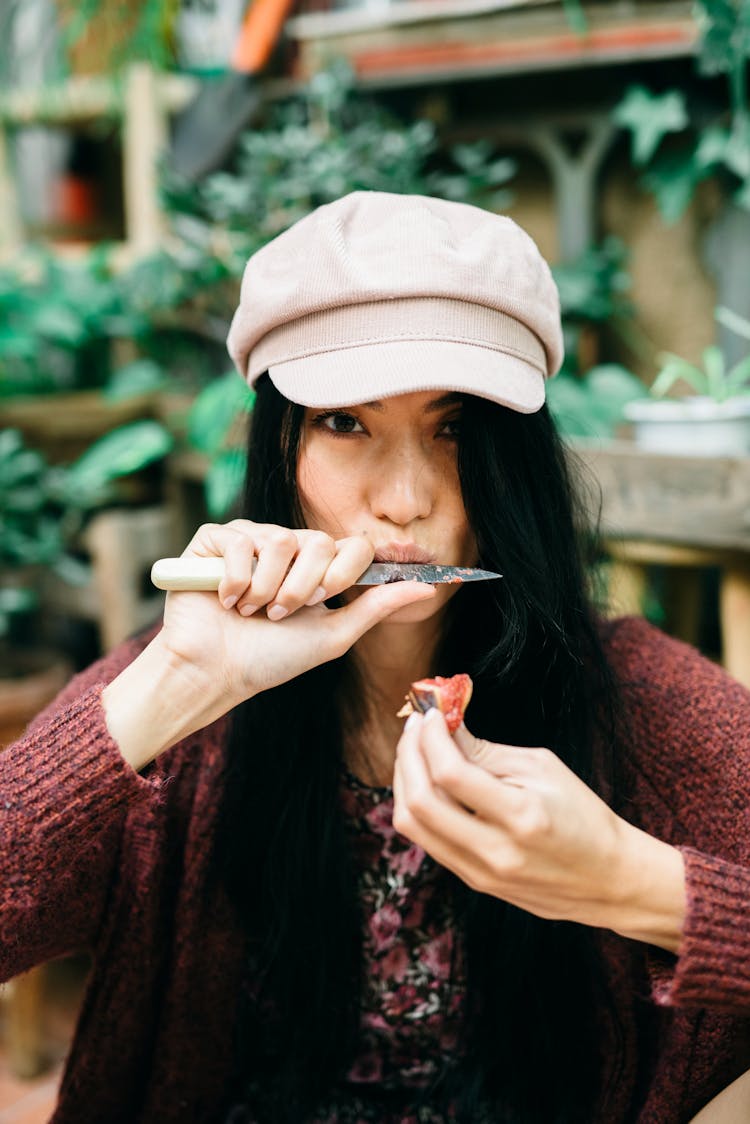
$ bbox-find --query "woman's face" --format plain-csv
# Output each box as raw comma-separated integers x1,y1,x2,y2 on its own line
297,390,478,623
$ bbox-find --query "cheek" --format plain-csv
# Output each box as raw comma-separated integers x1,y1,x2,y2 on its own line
450,501,477,564
297,447,355,532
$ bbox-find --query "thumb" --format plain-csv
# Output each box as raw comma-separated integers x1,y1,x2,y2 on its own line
454,723,499,768
454,724,528,781
330,580,437,647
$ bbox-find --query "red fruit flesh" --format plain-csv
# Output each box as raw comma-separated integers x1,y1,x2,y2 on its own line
399,673,473,732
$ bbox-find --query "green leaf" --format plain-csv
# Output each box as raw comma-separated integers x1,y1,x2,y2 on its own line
31,303,87,346
188,372,255,456
651,355,708,396
613,86,688,165
52,552,94,587
0,428,24,462
561,0,588,35
0,587,37,615
725,353,750,391
723,124,750,179
105,359,168,401
65,421,173,504
716,305,750,341
1,448,47,485
695,0,750,77
696,123,750,179
702,344,727,398
546,375,601,439
205,449,247,518
586,364,648,424
642,151,703,223
547,366,645,440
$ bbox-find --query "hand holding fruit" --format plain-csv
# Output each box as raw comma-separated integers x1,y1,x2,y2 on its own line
392,704,686,951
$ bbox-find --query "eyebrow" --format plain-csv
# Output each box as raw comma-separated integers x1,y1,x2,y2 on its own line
359,393,463,413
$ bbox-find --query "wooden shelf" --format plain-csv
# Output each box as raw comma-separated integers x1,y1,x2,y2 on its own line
290,0,698,87
571,439,750,553
0,65,199,262
288,0,547,39
0,71,197,127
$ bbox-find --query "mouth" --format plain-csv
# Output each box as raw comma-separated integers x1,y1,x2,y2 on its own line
373,542,437,564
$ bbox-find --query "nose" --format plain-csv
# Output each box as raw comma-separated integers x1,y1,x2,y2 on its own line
368,443,435,526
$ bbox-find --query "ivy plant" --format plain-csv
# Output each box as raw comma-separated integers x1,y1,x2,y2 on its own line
614,0,750,220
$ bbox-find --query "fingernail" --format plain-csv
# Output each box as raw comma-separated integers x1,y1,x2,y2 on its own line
424,707,442,723
267,604,288,621
239,604,257,617
305,586,327,606
222,594,238,610
405,712,422,730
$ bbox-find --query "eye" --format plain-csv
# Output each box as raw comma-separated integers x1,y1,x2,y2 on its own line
313,411,365,436
438,415,461,439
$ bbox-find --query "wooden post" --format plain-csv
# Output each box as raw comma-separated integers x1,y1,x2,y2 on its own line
665,566,703,647
83,506,177,651
0,123,23,256
4,968,49,1078
719,567,750,689
605,558,648,618
122,63,167,256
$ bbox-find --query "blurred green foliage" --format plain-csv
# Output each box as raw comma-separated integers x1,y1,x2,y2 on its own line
0,421,173,638
614,0,750,220
160,60,516,278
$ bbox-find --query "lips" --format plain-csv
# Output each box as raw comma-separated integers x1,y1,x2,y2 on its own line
373,542,437,564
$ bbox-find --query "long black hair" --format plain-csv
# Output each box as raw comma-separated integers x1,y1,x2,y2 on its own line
212,374,626,1122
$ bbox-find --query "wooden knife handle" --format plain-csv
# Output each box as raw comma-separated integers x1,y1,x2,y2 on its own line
151,557,236,591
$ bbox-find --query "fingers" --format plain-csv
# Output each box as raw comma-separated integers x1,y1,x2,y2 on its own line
181,522,376,621
239,528,326,619
393,712,498,890
183,522,257,610
418,710,527,822
260,532,374,619
319,534,375,599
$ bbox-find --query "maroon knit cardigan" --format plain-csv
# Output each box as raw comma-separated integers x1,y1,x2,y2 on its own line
2,615,750,1123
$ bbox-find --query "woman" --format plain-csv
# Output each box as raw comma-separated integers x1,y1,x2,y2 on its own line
3,192,750,1124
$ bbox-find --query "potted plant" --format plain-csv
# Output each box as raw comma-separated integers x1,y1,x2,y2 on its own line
623,308,750,456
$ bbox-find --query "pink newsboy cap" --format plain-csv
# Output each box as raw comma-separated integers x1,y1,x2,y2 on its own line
227,191,563,413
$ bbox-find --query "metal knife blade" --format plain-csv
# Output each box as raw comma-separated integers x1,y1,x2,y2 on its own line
356,563,502,585
150,557,501,592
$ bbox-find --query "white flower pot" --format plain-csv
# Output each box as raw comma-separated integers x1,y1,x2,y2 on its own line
623,396,750,457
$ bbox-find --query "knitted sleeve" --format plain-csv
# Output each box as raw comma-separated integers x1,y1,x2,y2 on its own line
0,625,171,982
605,616,750,1013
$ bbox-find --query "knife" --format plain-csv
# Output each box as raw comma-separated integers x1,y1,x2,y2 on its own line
150,557,501,591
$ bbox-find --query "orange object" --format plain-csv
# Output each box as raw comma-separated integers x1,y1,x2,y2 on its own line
232,0,297,74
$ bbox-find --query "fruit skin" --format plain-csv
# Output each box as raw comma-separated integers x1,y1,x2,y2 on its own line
397,673,473,733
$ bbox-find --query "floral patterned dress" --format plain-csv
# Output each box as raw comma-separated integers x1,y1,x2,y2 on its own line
308,769,469,1122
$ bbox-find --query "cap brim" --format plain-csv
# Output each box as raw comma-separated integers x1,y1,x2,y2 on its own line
265,340,545,414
